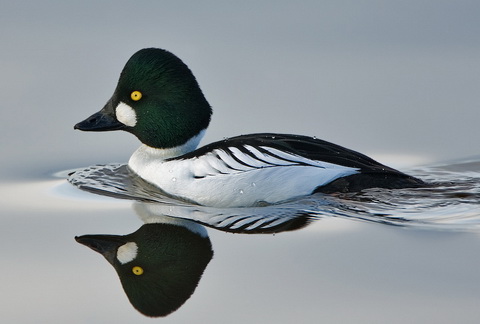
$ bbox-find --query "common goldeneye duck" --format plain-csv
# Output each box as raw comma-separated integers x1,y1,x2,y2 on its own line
74,48,424,207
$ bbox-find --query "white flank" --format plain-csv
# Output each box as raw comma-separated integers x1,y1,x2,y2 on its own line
128,140,360,207
115,102,137,127
116,242,138,264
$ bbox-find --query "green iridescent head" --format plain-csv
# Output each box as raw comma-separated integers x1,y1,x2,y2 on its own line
75,48,212,149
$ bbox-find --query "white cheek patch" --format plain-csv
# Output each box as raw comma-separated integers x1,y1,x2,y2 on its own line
116,242,138,264
115,102,137,127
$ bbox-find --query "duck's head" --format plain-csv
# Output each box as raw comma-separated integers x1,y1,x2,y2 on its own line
75,223,213,317
74,48,212,149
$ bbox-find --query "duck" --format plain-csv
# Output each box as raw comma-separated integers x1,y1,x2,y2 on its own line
74,48,424,207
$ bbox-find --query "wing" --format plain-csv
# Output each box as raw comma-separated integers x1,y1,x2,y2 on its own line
177,133,397,172
175,133,424,193
172,134,360,178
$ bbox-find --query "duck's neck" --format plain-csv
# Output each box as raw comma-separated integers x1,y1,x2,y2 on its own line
129,129,206,169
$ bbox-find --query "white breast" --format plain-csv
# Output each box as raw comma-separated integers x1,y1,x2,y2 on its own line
128,144,359,207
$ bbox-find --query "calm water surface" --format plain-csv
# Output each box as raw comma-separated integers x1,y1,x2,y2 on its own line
2,157,479,323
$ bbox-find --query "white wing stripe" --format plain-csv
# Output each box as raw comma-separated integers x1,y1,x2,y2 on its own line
214,149,254,171
243,145,295,166
203,152,231,174
229,147,274,168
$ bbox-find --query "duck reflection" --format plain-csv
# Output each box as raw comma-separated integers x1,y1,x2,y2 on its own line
76,216,213,317
75,194,318,318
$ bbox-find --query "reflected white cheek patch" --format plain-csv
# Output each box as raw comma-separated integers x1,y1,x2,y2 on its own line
116,102,137,127
116,242,138,264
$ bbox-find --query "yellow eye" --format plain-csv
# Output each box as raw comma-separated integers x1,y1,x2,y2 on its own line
131,91,142,101
132,266,144,275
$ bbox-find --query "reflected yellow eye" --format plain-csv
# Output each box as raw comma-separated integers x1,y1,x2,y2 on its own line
131,91,142,101
132,266,144,275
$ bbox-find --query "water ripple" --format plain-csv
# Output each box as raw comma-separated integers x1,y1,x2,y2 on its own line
67,159,480,232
